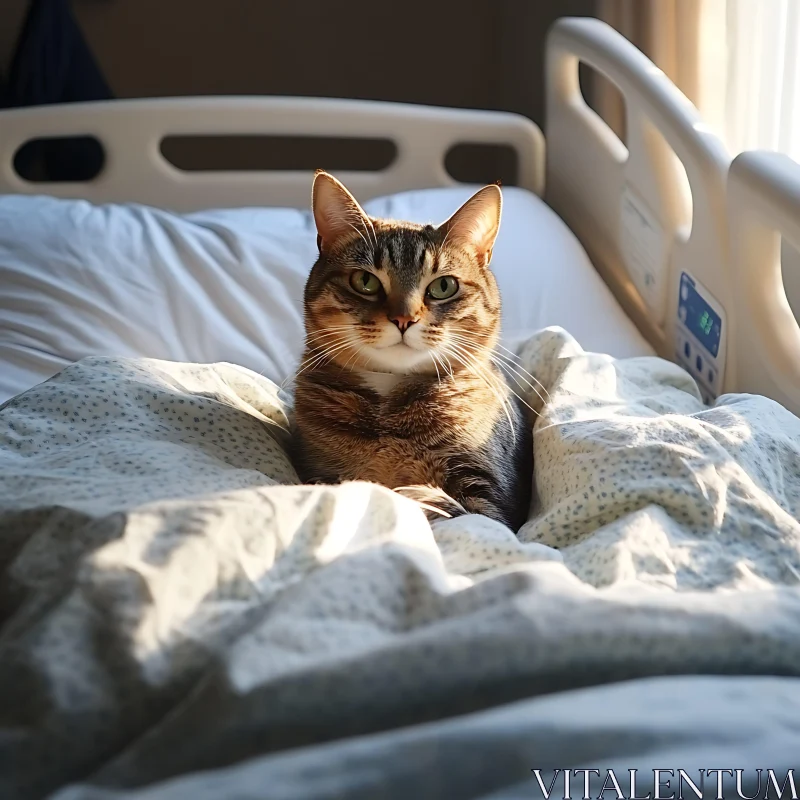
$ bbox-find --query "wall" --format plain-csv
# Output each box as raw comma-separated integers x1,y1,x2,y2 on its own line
2,0,595,183
0,0,27,76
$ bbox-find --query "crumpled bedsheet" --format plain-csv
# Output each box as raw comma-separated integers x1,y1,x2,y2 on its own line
1,327,799,799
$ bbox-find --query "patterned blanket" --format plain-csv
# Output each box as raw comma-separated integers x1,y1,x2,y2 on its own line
1,328,799,799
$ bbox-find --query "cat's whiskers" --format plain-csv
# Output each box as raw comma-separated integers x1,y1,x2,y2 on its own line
449,345,540,420
339,203,378,252
362,349,376,371
489,357,548,409
281,337,352,387
342,219,373,254
427,344,454,382
447,329,550,405
363,214,378,250
444,340,507,396
295,338,355,378
295,348,345,379
341,345,366,372
449,328,551,401
483,353,548,408
447,333,543,400
446,340,537,434
441,343,517,441
300,348,352,377
489,350,551,403
306,321,354,331
304,330,353,347
428,352,442,386
426,350,441,382
304,324,379,352
348,204,378,250
298,336,357,370
444,354,456,382
442,342,510,416
436,221,456,263
304,324,356,343
438,349,456,382
307,323,353,331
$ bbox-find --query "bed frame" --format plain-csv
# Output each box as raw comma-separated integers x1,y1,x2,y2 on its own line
1,17,798,416
546,20,730,365
0,97,544,210
729,151,800,415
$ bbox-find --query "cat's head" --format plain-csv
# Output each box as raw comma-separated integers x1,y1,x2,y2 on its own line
303,170,503,376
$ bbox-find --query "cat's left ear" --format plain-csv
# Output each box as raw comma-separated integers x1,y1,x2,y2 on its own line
312,170,372,253
439,184,502,264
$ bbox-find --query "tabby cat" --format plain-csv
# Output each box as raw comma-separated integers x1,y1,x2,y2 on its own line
292,170,533,531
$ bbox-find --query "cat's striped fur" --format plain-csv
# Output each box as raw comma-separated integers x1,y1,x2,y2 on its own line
292,171,533,530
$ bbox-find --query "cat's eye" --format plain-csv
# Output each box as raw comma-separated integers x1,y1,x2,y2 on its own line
426,275,459,300
349,270,381,295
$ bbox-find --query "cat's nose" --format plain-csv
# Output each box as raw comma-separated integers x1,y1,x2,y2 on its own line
389,315,418,334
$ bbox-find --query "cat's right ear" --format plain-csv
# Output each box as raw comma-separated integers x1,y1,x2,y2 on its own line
312,170,371,253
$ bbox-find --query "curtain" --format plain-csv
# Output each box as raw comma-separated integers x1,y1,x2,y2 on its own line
595,0,707,142
597,0,800,163
719,0,800,162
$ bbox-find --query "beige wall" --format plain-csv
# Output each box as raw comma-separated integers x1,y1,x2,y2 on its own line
4,0,594,121
0,0,27,75
3,1,595,182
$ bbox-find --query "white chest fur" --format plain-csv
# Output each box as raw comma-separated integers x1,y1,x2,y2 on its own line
361,372,403,395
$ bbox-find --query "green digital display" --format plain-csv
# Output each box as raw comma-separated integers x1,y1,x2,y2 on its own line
681,273,721,358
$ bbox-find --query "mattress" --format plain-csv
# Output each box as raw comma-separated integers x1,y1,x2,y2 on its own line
0,187,652,403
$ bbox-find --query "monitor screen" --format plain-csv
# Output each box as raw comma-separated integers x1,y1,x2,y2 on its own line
680,275,721,358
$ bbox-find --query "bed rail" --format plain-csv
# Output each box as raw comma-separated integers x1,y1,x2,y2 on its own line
546,17,731,373
0,97,544,212
728,151,800,417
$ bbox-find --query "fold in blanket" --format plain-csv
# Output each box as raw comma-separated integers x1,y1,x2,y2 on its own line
1,328,799,799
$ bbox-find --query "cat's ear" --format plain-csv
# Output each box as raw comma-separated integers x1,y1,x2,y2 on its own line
439,184,502,263
312,170,371,253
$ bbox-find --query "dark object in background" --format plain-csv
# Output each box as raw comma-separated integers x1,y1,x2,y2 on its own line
0,0,113,181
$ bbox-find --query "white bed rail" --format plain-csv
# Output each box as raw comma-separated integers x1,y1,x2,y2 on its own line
0,97,544,212
546,18,731,368
728,151,800,417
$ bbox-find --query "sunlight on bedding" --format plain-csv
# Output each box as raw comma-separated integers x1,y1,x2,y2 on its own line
2,328,800,797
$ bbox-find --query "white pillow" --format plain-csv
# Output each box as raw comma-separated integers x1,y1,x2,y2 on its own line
0,187,652,403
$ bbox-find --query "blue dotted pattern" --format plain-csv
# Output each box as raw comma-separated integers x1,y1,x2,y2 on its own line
518,328,800,590
0,344,800,799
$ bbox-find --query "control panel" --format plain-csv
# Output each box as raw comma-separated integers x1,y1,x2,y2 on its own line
674,271,726,405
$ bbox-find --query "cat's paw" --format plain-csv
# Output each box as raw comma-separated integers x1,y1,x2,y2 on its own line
393,484,467,521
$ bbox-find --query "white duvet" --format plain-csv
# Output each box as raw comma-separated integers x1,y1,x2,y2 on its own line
1,328,799,800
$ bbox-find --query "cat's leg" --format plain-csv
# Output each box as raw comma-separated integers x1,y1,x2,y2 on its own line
396,486,516,529
393,484,468,523
444,434,532,531
459,495,512,527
